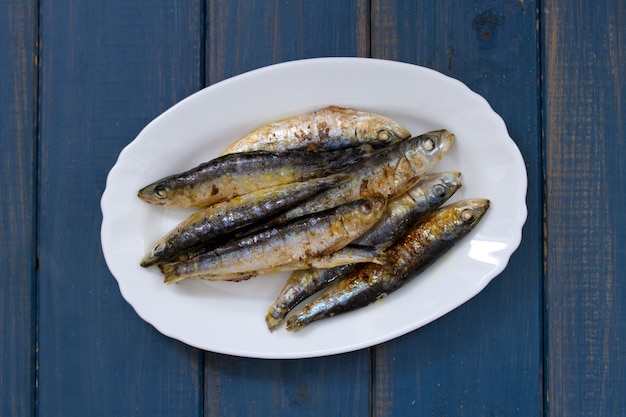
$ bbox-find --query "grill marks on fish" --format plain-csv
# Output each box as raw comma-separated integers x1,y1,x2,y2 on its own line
221,106,411,154
137,145,374,208
159,198,387,284
134,105,490,333
191,245,387,283
140,175,348,267
265,171,463,330
284,199,490,332
269,130,455,225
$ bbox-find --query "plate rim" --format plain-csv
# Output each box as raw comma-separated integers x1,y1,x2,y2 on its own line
101,57,528,359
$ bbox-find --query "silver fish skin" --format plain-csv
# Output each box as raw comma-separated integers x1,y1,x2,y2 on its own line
140,175,348,267
356,171,462,247
137,145,374,208
159,198,387,284
221,106,411,154
192,245,387,283
269,130,455,225
285,199,490,332
265,171,462,330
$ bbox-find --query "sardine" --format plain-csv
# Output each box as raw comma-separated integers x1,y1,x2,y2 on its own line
192,245,387,282
140,175,347,267
265,171,462,330
138,145,373,208
221,106,411,154
160,198,387,284
285,199,490,332
269,130,455,224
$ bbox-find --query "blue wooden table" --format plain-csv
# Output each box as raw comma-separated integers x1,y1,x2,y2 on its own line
2,1,624,416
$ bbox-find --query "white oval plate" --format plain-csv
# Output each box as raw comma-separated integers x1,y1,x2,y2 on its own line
101,58,527,359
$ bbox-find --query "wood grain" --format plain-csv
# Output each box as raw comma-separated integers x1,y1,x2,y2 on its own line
371,1,543,415
543,1,626,415
0,1,37,416
207,0,370,85
36,2,204,416
204,2,372,416
4,0,623,415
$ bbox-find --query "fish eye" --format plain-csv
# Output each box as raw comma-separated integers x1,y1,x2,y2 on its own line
461,209,475,222
152,242,167,256
359,200,373,214
421,137,436,151
377,130,391,142
154,185,169,199
433,184,446,197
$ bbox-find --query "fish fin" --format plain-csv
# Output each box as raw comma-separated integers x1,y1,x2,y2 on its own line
163,273,186,285
159,263,186,285
158,262,174,275
344,243,388,265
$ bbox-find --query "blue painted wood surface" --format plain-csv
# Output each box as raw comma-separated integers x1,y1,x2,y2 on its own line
37,1,204,416
1,2,37,416
371,1,543,415
2,0,624,416
543,1,626,416
204,3,372,416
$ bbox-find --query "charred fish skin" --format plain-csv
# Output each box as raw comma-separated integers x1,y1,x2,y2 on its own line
140,175,348,267
137,144,374,208
221,106,411,154
265,171,462,329
264,171,462,330
356,171,462,247
192,245,386,283
285,199,490,332
265,264,355,331
159,198,387,283
272,130,455,224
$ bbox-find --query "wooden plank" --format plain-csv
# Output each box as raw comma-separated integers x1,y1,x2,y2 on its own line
0,1,37,417
371,1,543,415
543,1,626,415
204,1,372,416
37,2,204,416
207,0,369,84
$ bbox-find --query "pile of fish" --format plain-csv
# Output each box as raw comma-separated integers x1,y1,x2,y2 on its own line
137,106,490,332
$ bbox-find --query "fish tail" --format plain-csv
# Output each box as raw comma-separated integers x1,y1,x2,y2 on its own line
159,263,185,285
371,243,390,265
163,274,185,285
265,313,283,332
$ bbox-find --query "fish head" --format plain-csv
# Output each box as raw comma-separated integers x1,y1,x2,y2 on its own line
356,115,412,146
437,198,490,238
401,130,455,173
417,129,455,158
458,198,490,224
406,171,462,207
137,177,187,207
140,239,172,267
340,197,388,235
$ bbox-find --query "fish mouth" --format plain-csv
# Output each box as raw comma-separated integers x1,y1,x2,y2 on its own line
440,171,462,187
137,183,160,204
437,130,455,154
465,198,491,218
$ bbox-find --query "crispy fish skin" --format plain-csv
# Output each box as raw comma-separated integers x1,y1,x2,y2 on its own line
221,106,411,155
270,130,455,225
160,198,387,284
137,145,373,208
265,171,462,330
140,175,347,267
192,245,387,283
285,199,490,332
